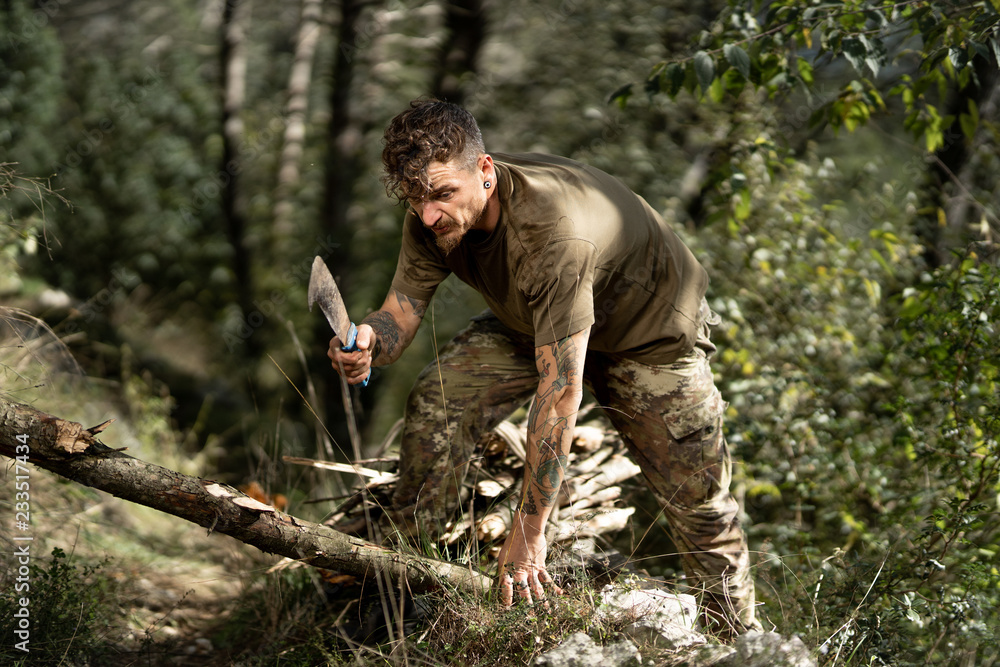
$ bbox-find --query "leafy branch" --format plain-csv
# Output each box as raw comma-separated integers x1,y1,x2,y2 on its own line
614,0,1000,151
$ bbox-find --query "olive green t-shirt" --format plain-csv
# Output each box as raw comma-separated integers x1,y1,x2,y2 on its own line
390,153,709,363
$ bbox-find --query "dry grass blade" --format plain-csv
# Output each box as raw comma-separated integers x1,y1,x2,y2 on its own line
282,455,397,484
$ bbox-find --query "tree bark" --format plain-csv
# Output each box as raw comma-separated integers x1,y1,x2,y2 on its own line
430,0,487,104
317,0,378,446
273,0,324,239
220,0,257,353
0,397,491,595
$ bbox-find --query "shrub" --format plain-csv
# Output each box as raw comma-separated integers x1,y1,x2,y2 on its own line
682,127,999,663
0,547,126,664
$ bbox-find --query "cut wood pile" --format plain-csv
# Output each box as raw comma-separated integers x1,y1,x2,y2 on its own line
285,406,645,559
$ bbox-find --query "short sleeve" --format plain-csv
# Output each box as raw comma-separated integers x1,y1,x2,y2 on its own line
390,211,451,301
520,239,597,347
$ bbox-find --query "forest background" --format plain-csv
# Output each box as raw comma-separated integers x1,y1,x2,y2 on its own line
2,0,999,665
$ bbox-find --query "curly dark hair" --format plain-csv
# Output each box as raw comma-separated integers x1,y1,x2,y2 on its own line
381,99,485,202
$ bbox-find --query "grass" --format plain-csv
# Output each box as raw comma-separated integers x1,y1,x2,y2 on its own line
0,310,644,666
206,549,648,667
0,307,811,666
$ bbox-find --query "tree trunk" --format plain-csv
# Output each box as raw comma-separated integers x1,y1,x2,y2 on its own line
317,0,376,448
430,0,487,104
921,56,1000,266
322,0,367,244
273,0,324,239
221,0,257,353
0,397,491,595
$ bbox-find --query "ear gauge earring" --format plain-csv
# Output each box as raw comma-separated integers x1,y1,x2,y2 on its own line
484,181,492,189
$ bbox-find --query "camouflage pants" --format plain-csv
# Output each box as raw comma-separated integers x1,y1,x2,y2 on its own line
390,305,759,632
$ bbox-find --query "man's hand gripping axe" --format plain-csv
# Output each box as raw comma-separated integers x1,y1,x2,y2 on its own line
308,256,370,386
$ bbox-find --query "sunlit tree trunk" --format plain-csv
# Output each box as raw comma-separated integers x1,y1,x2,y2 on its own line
273,0,324,240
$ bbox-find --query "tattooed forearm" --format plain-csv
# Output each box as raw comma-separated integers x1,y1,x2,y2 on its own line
393,290,428,318
522,486,539,516
534,440,568,508
520,437,568,516
362,311,401,363
552,338,579,390
530,338,580,423
520,333,586,519
535,348,551,382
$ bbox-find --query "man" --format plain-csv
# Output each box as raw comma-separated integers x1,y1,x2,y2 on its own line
327,99,761,635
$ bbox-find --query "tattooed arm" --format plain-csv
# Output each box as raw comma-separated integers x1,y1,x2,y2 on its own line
327,288,428,384
497,326,590,606
362,289,428,365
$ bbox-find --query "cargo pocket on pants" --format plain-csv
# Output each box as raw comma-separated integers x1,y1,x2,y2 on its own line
661,390,727,502
663,390,726,441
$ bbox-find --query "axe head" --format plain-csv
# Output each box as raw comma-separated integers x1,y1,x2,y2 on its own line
308,256,355,348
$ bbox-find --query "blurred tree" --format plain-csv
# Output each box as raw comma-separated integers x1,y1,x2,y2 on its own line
0,0,65,290
273,0,323,242
321,0,372,250
314,0,383,454
220,0,257,355
431,0,488,103
921,54,1000,266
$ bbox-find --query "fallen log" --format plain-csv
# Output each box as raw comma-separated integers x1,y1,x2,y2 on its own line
0,397,491,595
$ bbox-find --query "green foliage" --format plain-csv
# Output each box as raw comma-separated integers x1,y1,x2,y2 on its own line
861,256,1000,664
681,110,999,662
624,0,1000,150
787,257,1000,665
1,1,67,293
5,1,999,661
0,548,124,664
0,1,64,173
33,43,226,313
1,164,67,296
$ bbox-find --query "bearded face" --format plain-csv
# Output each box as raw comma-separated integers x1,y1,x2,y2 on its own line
407,157,495,255
429,197,489,254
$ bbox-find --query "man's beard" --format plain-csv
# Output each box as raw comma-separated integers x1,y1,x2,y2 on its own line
434,199,488,255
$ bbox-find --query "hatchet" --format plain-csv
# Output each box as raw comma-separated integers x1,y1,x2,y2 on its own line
308,255,369,386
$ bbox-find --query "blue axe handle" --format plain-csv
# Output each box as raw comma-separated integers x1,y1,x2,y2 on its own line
340,323,370,387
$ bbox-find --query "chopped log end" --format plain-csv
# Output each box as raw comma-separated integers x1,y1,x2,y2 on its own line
233,496,277,512
51,417,91,455
204,482,234,498
572,424,606,453
207,481,279,512
239,481,288,511
475,479,509,498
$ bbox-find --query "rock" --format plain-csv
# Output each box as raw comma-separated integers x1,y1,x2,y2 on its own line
598,584,707,655
623,618,706,652
598,585,699,630
534,632,641,667
38,288,72,310
681,644,738,667
590,585,815,667
715,631,816,667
